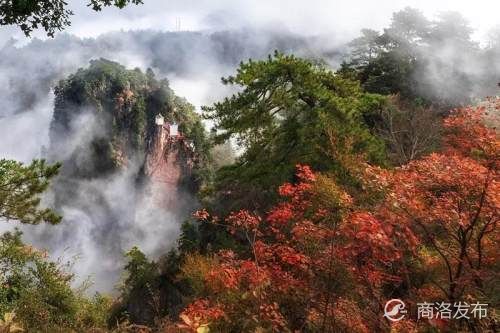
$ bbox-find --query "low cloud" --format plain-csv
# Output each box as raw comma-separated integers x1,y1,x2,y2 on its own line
0,4,498,291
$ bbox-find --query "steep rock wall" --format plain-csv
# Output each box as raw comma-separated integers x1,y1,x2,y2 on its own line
144,124,195,209
40,59,209,291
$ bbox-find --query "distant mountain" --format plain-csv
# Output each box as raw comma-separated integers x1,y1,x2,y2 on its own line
0,29,344,117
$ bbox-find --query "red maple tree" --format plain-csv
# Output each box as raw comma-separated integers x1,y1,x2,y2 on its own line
177,104,498,332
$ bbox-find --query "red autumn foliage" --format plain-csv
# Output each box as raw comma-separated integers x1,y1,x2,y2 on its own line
368,105,499,330
181,105,498,332
443,105,499,160
225,210,262,234
184,165,406,332
178,299,225,331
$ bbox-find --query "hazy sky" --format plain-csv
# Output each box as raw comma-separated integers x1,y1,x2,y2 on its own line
1,0,499,44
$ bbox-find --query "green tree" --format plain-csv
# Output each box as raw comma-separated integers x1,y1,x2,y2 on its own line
0,230,110,331
344,8,428,99
343,8,481,106
110,247,159,326
0,0,143,37
0,159,61,225
347,28,381,69
384,6,430,47
428,11,475,47
204,52,386,211
121,246,157,294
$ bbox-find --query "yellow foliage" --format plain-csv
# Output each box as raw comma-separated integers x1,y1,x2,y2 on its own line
0,312,23,333
196,324,209,333
178,253,215,295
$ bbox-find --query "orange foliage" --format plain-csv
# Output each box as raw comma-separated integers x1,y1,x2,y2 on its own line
180,105,498,332
178,299,224,332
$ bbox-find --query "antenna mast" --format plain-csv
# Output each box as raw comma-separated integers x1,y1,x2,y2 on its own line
175,17,181,31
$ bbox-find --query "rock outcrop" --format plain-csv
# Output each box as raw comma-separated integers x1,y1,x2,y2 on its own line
144,119,196,209
41,59,209,292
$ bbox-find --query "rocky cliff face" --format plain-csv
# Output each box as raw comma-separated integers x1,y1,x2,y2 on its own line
41,59,209,291
49,58,207,191
144,122,196,209
50,59,206,177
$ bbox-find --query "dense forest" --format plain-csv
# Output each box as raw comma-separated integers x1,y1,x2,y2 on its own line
0,5,498,333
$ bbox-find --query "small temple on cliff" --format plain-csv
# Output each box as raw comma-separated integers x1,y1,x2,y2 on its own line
155,114,179,138
155,114,165,125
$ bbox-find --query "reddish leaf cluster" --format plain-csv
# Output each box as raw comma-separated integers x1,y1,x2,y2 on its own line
444,105,499,160
178,299,224,331
180,105,499,332
226,210,262,234
183,165,407,331
376,147,498,304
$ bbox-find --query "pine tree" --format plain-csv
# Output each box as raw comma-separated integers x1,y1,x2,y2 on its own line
0,159,61,224
204,52,386,211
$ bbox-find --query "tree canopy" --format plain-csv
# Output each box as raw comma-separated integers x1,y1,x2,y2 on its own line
0,159,61,224
176,102,499,333
0,229,112,331
204,52,386,211
0,0,143,37
341,7,489,107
